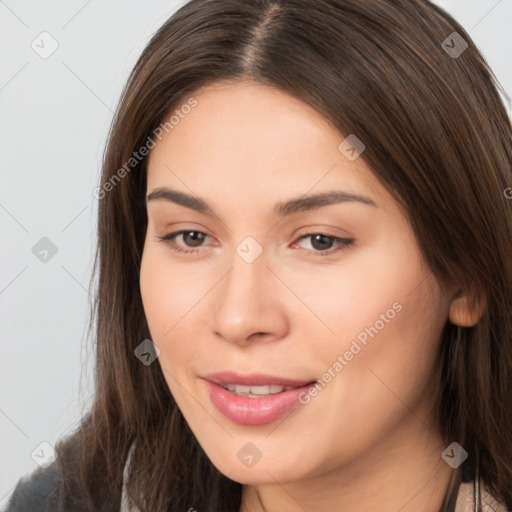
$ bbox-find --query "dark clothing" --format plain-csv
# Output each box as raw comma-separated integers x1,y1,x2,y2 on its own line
6,461,64,512
5,449,122,512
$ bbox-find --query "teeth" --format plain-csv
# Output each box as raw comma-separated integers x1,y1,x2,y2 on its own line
220,383,298,396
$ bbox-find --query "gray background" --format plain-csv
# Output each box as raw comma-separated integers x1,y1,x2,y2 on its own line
1,0,511,507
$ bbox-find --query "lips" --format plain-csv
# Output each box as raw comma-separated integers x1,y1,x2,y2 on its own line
203,371,316,387
219,383,298,396
202,371,318,425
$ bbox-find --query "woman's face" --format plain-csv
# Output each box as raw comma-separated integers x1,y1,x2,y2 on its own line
140,81,456,485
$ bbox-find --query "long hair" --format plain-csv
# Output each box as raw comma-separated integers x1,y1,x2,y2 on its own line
55,0,512,510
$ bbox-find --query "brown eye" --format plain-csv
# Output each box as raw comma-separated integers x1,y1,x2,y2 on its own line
309,234,335,251
293,233,354,257
156,230,211,254
180,231,205,247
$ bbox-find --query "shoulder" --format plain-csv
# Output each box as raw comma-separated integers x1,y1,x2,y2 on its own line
5,460,64,512
6,430,126,512
5,430,96,512
455,481,510,512
480,486,511,512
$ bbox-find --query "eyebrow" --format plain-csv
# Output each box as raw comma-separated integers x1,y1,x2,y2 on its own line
145,187,377,217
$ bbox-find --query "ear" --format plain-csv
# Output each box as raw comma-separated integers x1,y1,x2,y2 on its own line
448,289,486,327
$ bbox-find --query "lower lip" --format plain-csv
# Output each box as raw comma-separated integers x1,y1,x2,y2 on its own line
204,380,317,426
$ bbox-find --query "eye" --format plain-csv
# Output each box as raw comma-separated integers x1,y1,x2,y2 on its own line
156,230,354,257
292,232,354,257
156,230,211,254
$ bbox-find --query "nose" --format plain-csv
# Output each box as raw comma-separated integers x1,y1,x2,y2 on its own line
211,246,289,346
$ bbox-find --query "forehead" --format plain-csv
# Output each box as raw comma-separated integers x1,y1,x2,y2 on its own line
146,81,390,213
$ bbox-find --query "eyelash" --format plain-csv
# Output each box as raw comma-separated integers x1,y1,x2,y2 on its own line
155,230,354,257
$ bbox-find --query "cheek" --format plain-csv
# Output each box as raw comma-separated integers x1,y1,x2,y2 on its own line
139,252,172,339
318,269,445,443
273,233,423,357
140,244,203,340
139,245,210,393
295,232,445,411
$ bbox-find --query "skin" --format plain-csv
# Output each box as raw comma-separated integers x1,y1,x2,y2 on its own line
139,80,484,512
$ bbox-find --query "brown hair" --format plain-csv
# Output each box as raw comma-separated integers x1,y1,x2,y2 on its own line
55,0,512,510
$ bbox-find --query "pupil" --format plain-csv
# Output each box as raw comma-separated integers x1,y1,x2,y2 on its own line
185,231,203,247
312,234,332,250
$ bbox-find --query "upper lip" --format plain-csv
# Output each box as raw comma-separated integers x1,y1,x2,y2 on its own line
203,371,317,387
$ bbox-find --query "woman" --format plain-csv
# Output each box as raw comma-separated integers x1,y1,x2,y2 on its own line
6,0,512,511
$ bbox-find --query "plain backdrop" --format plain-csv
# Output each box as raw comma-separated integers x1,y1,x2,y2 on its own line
1,0,511,507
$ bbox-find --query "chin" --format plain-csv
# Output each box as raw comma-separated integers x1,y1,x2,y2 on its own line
222,466,295,485
206,449,307,485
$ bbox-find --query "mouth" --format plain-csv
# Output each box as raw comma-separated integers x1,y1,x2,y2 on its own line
204,370,316,388
202,371,318,425
217,383,307,397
